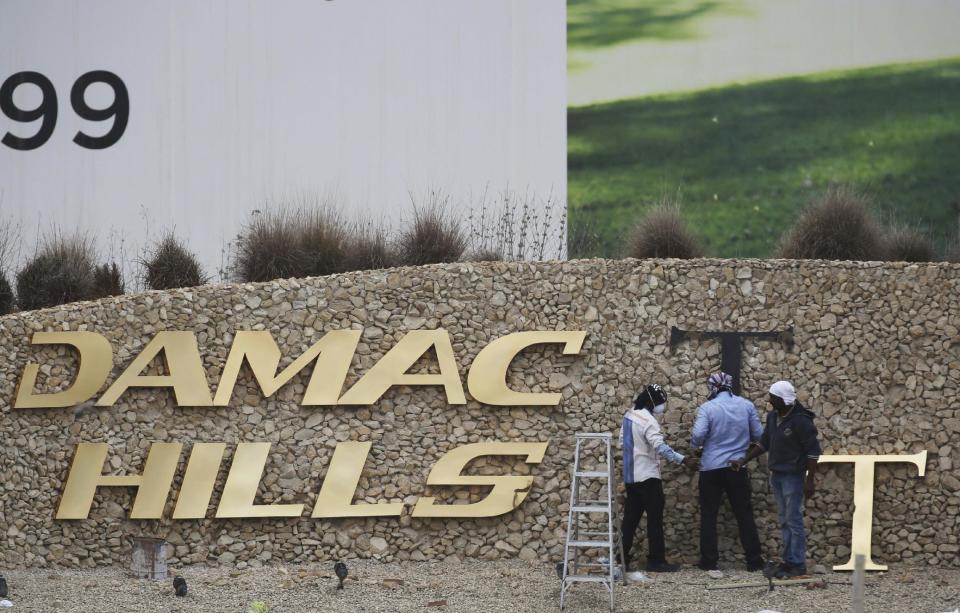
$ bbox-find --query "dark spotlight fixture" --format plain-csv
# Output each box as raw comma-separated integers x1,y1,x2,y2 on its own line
0,574,7,598
173,575,187,597
334,561,348,590
555,562,565,580
762,560,779,592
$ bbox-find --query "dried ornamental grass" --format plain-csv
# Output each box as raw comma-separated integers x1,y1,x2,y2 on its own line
625,204,704,259
143,234,206,290
776,187,884,261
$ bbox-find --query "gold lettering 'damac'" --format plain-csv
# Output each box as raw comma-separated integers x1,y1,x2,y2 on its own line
97,331,212,406
213,330,360,405
15,332,113,408
467,331,586,405
818,451,927,571
15,329,586,408
337,329,466,405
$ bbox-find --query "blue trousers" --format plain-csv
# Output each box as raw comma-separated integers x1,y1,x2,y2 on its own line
771,471,806,569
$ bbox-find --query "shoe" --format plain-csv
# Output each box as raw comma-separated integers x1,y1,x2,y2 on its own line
746,559,766,572
774,564,807,579
645,561,680,573
697,561,719,571
626,570,650,583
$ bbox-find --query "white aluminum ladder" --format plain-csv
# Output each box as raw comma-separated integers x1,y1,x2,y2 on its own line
559,432,626,611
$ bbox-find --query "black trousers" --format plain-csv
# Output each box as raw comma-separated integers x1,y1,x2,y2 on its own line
621,478,666,568
698,468,764,567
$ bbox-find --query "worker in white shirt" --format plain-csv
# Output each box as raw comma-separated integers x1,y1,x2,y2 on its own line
619,384,697,574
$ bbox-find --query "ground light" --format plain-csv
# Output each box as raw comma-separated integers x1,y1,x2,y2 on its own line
0,575,7,597
173,575,187,597
334,561,348,590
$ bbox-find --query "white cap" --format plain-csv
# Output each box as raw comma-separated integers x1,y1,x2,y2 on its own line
769,380,796,405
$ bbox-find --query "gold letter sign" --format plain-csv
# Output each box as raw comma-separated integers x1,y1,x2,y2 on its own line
412,442,548,517
818,451,927,571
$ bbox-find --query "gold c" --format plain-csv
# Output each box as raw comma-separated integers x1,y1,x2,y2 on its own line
15,332,113,408
411,441,548,517
818,451,927,571
467,331,586,405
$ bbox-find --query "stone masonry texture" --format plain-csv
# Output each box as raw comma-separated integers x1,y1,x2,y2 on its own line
0,258,957,569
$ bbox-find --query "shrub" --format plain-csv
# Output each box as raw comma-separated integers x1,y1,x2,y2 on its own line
883,225,936,262
625,203,703,259
143,234,206,290
342,222,395,272
297,207,348,276
466,191,567,261
463,248,504,262
0,272,13,315
396,194,467,265
16,235,98,310
776,187,884,260
234,206,347,282
945,241,960,263
93,262,125,297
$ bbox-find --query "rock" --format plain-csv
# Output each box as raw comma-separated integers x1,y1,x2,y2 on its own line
0,258,956,571
370,537,389,554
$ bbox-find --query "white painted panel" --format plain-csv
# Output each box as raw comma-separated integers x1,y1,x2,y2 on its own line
0,0,566,276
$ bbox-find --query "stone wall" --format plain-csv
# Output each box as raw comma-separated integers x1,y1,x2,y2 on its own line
0,259,958,569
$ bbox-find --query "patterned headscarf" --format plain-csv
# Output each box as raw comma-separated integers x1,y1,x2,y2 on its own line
707,372,733,399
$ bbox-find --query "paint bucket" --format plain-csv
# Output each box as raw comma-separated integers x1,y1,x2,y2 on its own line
130,537,168,580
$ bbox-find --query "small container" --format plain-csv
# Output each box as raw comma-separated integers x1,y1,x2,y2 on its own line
130,537,168,580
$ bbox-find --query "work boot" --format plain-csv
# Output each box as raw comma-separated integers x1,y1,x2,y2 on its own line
774,564,807,578
697,560,719,571
645,561,680,573
746,558,766,572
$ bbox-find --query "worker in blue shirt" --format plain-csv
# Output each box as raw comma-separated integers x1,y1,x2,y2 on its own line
732,380,821,578
690,372,766,572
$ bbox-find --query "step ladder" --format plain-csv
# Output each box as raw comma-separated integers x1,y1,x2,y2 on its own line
559,432,626,611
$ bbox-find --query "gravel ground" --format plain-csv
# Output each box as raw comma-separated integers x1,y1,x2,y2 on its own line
1,560,958,613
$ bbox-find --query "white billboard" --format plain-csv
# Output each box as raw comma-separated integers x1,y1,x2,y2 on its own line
0,0,566,277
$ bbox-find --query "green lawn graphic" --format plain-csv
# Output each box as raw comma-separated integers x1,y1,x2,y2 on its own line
568,59,960,258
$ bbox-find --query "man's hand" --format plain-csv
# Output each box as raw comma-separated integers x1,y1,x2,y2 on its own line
729,458,745,471
682,456,700,471
804,477,816,499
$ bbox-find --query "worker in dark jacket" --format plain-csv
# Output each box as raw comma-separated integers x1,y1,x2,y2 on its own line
731,380,821,578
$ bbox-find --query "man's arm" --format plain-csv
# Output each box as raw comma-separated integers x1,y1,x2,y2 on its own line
645,422,691,467
748,403,764,443
799,418,822,498
804,457,818,498
690,405,710,449
731,414,769,470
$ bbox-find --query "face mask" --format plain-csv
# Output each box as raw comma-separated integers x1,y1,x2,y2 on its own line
652,403,666,415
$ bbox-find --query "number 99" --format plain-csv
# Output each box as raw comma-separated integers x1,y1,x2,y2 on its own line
1,70,129,150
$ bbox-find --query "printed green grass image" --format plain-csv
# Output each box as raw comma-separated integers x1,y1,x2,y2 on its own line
569,59,960,257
